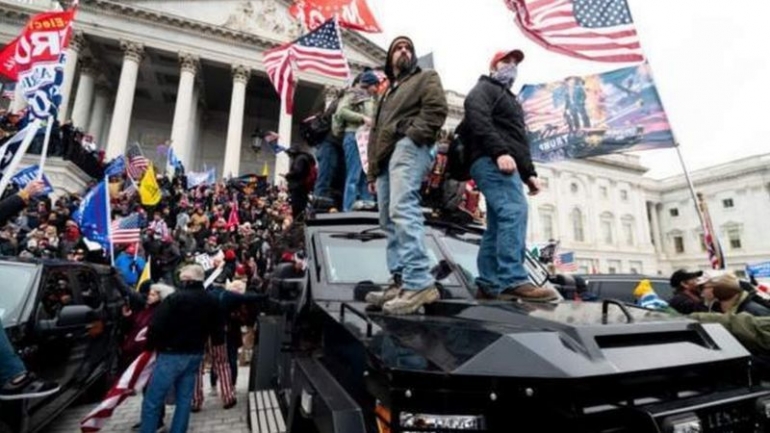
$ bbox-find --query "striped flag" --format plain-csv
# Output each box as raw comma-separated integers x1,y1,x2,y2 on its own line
554,251,578,272
110,213,142,245
126,143,148,179
698,193,725,270
505,0,645,63
264,18,350,114
80,351,156,432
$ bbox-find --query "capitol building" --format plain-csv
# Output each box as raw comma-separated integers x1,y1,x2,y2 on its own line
1,0,768,277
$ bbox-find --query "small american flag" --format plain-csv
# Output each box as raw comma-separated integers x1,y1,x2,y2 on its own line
264,18,349,114
110,213,142,245
505,0,644,63
554,252,578,272
126,143,148,180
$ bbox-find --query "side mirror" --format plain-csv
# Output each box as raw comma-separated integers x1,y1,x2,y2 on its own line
57,305,96,327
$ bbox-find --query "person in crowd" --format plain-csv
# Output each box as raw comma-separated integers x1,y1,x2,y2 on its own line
140,265,226,433
461,49,558,302
284,143,316,220
313,88,346,208
363,36,448,315
669,269,712,314
336,70,380,211
115,244,147,287
700,272,770,316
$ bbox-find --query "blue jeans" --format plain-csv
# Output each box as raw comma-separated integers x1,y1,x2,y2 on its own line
314,139,341,200
342,131,373,211
470,157,529,294
0,318,25,386
376,137,433,291
141,353,203,433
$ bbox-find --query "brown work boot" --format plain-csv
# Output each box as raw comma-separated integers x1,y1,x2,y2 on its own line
365,276,402,307
497,282,560,303
382,285,440,315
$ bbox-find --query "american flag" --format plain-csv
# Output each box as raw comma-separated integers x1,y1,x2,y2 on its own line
554,252,578,272
505,0,645,63
110,213,142,245
264,18,349,114
126,143,148,179
698,193,725,270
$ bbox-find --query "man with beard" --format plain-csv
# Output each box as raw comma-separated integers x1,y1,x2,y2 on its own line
364,36,448,315
462,50,558,302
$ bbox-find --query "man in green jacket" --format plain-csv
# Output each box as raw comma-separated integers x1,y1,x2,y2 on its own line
335,70,380,212
364,36,448,315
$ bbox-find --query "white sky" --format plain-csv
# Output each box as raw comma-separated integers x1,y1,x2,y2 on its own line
362,0,770,178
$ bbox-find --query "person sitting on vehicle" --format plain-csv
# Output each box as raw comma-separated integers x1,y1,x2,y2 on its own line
668,269,711,314
0,180,60,401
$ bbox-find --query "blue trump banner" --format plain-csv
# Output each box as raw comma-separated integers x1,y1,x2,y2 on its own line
519,63,676,163
11,165,53,194
747,262,770,279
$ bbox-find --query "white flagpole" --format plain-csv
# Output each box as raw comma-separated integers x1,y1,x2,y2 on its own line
104,174,114,266
37,115,54,180
0,120,41,195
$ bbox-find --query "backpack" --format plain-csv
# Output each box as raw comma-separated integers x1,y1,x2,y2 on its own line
447,120,471,182
299,96,343,146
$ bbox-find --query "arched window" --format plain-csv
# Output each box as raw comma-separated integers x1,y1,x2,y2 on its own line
571,208,584,242
539,206,556,241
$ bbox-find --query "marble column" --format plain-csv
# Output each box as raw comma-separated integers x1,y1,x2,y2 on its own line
169,53,199,170
58,31,86,122
187,85,200,169
105,41,144,159
70,58,96,129
223,65,250,178
87,86,109,146
275,101,292,185
649,201,664,255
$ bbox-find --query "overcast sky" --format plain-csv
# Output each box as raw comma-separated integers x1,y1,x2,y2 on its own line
362,0,770,179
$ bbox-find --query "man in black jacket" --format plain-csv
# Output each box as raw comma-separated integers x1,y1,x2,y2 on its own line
463,49,558,302
284,144,316,220
140,264,226,433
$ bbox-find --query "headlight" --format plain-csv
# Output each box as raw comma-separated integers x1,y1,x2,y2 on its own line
661,413,702,433
757,396,770,419
400,412,485,430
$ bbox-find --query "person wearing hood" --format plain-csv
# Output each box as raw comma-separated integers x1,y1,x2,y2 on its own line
460,50,558,302
283,142,316,220
364,36,448,315
115,244,147,287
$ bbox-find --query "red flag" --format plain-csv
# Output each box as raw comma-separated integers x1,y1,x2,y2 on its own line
0,37,20,81
290,0,382,33
14,8,77,77
698,193,725,270
227,201,240,230
504,0,644,63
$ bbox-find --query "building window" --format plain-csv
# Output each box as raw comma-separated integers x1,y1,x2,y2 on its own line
669,208,679,217
599,186,608,198
674,236,685,253
620,190,628,201
723,198,734,208
735,269,747,278
570,182,579,194
539,209,554,241
629,261,643,274
577,259,594,274
600,212,614,245
621,217,635,246
728,228,742,250
699,233,707,252
571,208,585,242
607,260,621,274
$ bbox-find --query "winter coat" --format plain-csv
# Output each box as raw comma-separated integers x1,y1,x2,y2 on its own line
463,75,537,181
690,312,770,355
115,252,146,287
335,90,375,134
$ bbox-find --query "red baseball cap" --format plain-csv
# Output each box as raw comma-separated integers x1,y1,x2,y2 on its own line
489,49,525,70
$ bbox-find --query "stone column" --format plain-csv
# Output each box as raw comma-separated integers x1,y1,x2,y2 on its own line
223,65,250,178
58,31,86,122
187,85,200,169
70,58,96,129
169,53,199,170
648,201,664,255
275,101,292,185
88,86,109,146
105,41,144,159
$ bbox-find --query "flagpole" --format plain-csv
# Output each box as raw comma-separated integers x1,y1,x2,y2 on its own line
0,120,41,196
674,143,707,230
36,115,54,180
104,173,114,267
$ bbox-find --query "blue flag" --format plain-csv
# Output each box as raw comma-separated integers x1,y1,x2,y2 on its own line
105,157,126,177
73,180,109,250
11,165,53,195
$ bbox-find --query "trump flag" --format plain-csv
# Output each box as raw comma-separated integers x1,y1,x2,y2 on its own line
290,0,381,33
519,63,675,163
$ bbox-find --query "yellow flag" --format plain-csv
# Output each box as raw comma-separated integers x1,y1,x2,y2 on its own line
139,164,161,206
261,161,269,177
136,256,151,292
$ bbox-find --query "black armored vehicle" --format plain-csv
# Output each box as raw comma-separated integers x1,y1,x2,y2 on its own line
248,213,770,433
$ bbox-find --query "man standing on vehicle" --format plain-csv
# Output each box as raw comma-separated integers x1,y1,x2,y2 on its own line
140,264,225,433
669,269,711,314
363,36,448,315
462,49,558,302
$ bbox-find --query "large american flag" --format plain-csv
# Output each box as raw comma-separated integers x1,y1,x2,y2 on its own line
505,0,644,63
554,252,578,272
126,143,148,180
110,213,142,245
264,18,349,114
